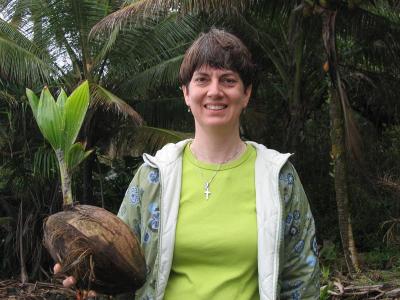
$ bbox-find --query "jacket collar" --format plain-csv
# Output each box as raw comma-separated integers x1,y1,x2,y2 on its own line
143,139,192,168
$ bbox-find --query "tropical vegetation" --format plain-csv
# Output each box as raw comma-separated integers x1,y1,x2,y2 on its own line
1,0,400,298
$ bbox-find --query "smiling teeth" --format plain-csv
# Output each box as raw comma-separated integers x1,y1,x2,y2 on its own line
206,104,226,110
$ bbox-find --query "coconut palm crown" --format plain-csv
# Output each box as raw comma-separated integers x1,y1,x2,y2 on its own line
26,81,92,207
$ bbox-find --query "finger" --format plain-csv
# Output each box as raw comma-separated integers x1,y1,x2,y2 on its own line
87,290,97,297
62,275,77,287
53,263,62,274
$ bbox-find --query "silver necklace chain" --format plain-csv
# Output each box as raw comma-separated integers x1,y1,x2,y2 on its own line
190,142,246,200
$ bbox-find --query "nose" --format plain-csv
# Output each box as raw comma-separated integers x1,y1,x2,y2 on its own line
206,79,223,99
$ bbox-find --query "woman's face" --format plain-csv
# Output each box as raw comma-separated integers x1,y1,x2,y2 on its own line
182,65,252,131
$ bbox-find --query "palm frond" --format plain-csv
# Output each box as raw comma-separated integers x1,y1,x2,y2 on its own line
0,90,18,106
91,26,121,70
130,125,192,155
359,0,400,26
0,18,55,85
121,54,183,97
112,126,194,157
91,0,294,35
90,83,143,125
103,13,200,97
33,145,58,179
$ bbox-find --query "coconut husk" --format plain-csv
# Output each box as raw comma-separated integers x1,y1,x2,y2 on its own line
43,205,146,294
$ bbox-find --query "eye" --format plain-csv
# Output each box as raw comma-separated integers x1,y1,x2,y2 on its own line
222,77,238,85
193,76,208,84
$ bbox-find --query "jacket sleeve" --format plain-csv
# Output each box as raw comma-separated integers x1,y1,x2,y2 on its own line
278,162,320,300
117,163,161,299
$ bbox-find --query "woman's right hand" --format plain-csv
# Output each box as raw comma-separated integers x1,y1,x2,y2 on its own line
53,263,97,299
53,263,77,287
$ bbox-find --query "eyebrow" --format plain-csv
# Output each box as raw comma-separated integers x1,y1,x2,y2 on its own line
194,70,237,76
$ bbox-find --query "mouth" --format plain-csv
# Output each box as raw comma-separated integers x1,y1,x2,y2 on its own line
204,104,227,111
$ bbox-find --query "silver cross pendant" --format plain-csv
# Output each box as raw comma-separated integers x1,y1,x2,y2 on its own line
204,182,211,200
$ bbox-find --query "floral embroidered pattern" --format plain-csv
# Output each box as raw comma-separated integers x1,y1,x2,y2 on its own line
286,213,293,225
293,210,301,220
307,254,317,267
311,235,318,256
129,185,143,206
289,225,299,236
148,202,160,232
294,240,305,253
280,172,295,185
144,231,151,243
148,170,160,183
292,290,301,300
284,192,291,204
287,173,294,184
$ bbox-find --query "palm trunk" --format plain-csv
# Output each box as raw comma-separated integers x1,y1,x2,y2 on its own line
286,7,305,153
18,202,28,283
322,8,360,273
329,87,360,273
83,153,95,205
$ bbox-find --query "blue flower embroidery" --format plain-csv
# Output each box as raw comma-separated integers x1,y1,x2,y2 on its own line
148,170,159,183
284,193,290,204
311,235,318,255
289,226,299,236
149,217,159,231
293,210,301,220
294,240,305,253
292,291,301,300
290,280,304,289
286,213,293,225
129,186,142,206
306,255,317,267
144,231,151,243
148,202,160,231
287,173,294,185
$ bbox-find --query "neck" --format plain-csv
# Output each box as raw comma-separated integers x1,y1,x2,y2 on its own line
191,126,245,164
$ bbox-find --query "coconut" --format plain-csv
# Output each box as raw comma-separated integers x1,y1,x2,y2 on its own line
43,205,146,294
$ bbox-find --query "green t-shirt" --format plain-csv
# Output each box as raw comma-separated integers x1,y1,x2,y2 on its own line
164,144,259,300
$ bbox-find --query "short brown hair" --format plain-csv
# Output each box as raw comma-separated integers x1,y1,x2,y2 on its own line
179,28,255,88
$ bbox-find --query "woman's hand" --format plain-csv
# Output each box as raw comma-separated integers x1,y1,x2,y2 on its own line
53,263,97,299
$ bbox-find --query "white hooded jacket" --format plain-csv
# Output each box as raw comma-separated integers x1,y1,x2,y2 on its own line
118,139,320,300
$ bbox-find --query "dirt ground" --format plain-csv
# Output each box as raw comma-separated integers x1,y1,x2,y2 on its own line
0,280,75,299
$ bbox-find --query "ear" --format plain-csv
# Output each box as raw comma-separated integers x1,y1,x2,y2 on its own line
242,84,252,108
182,85,190,106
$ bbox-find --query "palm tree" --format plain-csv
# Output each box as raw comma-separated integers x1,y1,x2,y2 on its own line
0,0,145,204
90,0,400,274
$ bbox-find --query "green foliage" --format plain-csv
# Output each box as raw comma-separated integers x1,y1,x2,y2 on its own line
33,145,58,178
363,248,400,270
63,84,90,152
319,240,338,268
0,0,400,287
26,81,91,171
320,265,334,300
26,81,92,205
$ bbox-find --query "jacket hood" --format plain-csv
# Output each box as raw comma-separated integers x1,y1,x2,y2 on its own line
143,139,192,168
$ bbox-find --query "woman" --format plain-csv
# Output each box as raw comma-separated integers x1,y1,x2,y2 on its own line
60,28,320,300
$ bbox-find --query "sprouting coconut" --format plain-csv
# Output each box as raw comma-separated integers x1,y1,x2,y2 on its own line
26,81,146,294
